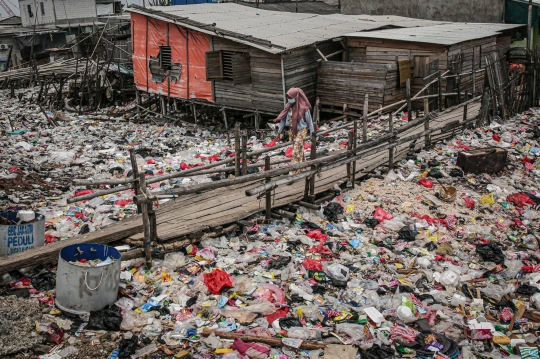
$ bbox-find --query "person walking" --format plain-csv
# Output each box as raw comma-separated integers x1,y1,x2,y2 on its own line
274,88,314,174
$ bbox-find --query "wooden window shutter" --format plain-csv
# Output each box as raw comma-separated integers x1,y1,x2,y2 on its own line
232,53,251,84
206,50,223,81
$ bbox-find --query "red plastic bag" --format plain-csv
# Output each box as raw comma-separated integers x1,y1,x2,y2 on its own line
74,189,93,197
416,213,446,225
265,306,289,325
208,154,219,162
180,162,191,170
304,143,311,150
285,147,293,158
263,139,277,148
45,234,57,244
507,193,535,208
147,158,156,164
306,229,328,242
464,197,475,209
303,258,322,271
372,207,393,222
492,134,501,141
418,178,433,188
307,244,333,256
203,269,233,294
115,199,132,207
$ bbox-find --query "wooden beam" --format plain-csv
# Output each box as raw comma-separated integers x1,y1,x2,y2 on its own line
313,44,328,62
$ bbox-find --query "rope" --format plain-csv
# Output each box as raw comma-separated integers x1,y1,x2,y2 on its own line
84,272,104,291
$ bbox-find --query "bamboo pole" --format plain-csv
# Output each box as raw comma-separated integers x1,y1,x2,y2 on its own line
362,94,368,143
406,78,412,122
308,130,317,203
129,148,142,213
235,123,241,177
352,121,357,189
241,131,248,176
265,156,272,223
139,173,152,269
424,98,430,148
201,330,326,350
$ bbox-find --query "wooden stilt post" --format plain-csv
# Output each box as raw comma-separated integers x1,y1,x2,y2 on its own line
438,73,443,112
303,173,310,202
406,78,412,122
265,156,272,222
352,121,357,189
241,131,248,176
362,94,368,143
347,131,353,182
457,73,461,104
149,207,157,245
135,89,141,117
314,97,320,124
192,103,198,124
423,98,430,148
139,173,152,269
472,57,477,97
463,92,469,122
129,149,142,213
308,131,317,203
222,108,228,130
160,95,166,115
388,110,394,170
235,123,241,177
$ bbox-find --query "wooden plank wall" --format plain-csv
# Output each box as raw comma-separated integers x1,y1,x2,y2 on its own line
447,35,511,96
212,37,284,112
347,38,448,109
317,61,397,112
282,41,342,106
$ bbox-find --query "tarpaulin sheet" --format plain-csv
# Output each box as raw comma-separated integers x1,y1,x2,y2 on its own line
131,12,213,101
506,0,539,27
97,3,114,16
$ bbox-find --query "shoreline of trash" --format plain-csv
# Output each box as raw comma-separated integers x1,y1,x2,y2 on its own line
4,84,540,358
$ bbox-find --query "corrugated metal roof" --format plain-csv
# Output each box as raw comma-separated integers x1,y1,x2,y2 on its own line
127,3,449,53
345,23,525,46
238,1,340,15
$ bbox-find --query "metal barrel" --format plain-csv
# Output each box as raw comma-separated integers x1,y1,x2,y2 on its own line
0,212,45,257
55,243,121,316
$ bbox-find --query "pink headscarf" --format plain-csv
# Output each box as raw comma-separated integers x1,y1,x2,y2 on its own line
273,88,311,136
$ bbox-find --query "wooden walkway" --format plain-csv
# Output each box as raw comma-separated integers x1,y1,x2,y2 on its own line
0,101,480,274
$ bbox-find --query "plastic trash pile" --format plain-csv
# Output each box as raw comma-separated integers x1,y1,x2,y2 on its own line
2,108,540,358
0,84,415,247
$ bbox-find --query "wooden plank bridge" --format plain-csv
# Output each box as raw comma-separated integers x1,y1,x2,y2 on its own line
0,99,481,274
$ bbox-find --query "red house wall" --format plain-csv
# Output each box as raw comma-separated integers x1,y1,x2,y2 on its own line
131,12,213,101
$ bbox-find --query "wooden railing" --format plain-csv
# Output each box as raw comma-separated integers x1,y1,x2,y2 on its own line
67,67,492,268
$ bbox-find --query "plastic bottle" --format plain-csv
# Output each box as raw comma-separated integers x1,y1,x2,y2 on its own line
131,344,158,359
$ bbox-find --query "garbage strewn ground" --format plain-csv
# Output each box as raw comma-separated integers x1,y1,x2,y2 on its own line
0,86,417,246
4,85,540,358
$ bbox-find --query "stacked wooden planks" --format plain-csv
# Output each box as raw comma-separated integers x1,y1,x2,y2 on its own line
316,61,397,112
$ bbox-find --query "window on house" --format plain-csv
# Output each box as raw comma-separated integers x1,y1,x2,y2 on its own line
205,50,251,84
148,46,181,83
40,2,45,16
27,4,33,18
159,45,172,70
